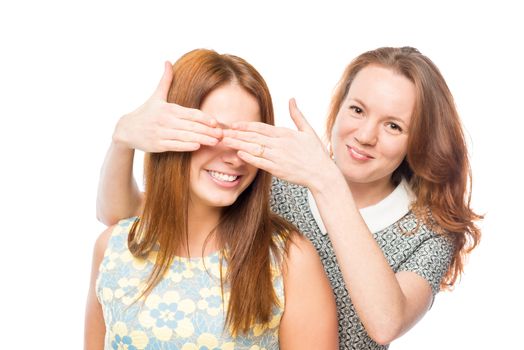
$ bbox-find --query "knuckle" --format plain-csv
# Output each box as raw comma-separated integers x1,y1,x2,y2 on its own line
193,109,205,118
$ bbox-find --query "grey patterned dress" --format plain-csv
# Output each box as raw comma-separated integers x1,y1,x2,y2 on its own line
270,178,455,350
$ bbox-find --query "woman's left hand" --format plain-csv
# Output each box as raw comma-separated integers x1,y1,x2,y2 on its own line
222,99,337,190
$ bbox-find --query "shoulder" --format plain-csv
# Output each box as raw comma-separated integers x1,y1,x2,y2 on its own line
92,217,138,262
395,212,456,295
92,225,116,263
403,210,456,249
88,225,117,300
271,177,307,197
282,231,335,298
396,210,456,261
271,176,288,189
270,177,310,215
283,234,322,275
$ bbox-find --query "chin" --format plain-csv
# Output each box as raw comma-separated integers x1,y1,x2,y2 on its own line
341,168,368,182
204,196,239,208
344,172,379,185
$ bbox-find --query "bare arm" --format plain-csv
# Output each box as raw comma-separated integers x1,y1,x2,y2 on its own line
309,168,433,345
223,99,435,345
96,62,222,225
96,141,142,225
279,234,339,349
84,226,113,349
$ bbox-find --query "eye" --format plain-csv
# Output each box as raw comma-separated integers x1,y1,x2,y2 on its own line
349,105,364,117
385,122,403,134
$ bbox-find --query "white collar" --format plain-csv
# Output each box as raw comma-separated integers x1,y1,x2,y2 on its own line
307,179,415,234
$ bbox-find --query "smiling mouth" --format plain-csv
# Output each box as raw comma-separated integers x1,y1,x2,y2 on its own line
347,146,373,160
207,170,239,182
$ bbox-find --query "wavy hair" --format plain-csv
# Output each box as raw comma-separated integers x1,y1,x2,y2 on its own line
326,47,482,289
128,49,294,334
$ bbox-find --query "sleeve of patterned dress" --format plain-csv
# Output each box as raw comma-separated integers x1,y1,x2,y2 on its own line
397,234,456,296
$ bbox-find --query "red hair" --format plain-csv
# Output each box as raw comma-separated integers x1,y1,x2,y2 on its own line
128,49,294,334
326,47,482,289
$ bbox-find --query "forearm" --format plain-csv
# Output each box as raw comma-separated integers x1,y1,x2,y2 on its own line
309,167,409,343
96,140,142,225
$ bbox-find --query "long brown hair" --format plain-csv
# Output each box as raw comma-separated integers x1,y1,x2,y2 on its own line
326,47,482,290
128,49,294,334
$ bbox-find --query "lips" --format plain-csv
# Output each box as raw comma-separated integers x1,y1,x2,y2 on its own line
347,145,374,160
208,170,239,182
206,170,243,188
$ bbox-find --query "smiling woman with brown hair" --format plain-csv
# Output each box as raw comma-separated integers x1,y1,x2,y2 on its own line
84,49,338,350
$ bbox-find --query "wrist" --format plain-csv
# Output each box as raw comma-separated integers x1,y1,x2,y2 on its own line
111,113,133,150
309,159,346,195
309,161,360,216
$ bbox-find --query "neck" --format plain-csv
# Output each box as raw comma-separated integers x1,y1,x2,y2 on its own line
184,202,222,257
347,177,395,209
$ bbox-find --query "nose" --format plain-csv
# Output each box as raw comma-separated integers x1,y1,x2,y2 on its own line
217,140,245,167
354,118,378,146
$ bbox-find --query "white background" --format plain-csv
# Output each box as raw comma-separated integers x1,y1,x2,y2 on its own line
1,0,522,348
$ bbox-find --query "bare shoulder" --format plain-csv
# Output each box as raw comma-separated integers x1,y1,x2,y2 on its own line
85,225,115,350
284,233,321,271
88,225,117,290
282,232,328,288
92,225,116,264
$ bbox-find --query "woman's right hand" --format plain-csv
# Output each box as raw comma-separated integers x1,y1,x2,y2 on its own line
113,61,223,153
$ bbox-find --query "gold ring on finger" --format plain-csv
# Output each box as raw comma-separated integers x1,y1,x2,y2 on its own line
257,144,266,157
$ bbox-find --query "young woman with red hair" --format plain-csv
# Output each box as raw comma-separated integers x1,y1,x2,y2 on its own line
85,49,338,350
95,47,482,349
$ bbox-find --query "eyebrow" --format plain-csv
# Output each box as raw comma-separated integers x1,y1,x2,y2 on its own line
349,97,409,126
350,97,368,110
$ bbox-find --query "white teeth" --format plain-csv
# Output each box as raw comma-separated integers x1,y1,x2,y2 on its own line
208,171,238,182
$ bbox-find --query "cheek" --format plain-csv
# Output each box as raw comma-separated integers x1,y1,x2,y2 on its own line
331,118,353,151
188,163,200,193
246,166,259,183
382,137,408,162
189,156,200,177
332,113,359,139
190,147,215,169
188,150,208,182
241,166,259,192
331,118,344,146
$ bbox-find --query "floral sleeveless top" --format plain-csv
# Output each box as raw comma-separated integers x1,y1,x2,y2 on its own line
96,218,285,350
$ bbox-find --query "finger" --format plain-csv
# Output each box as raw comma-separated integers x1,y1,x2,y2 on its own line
160,129,219,146
222,137,270,158
157,139,201,152
289,98,315,134
170,104,218,128
222,128,272,145
164,117,222,139
237,151,276,173
152,61,174,101
231,121,285,137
